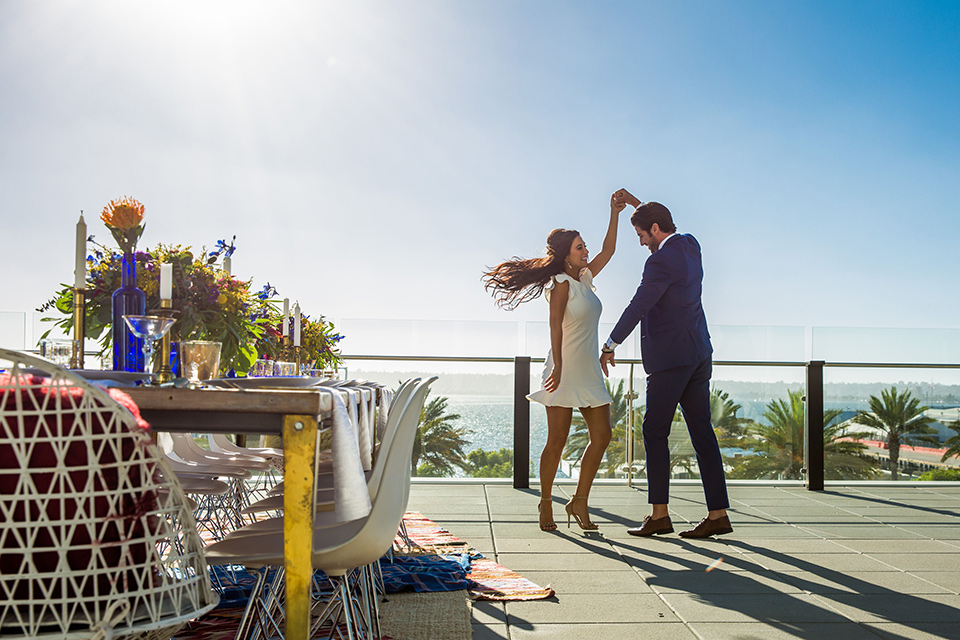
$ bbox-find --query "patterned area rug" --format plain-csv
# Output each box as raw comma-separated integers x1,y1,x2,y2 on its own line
399,512,555,601
174,512,552,638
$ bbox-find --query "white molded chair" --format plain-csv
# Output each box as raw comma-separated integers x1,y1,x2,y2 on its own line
0,348,218,640
243,378,421,515
204,377,436,640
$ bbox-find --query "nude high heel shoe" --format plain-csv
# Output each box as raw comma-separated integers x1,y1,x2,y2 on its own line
538,499,558,531
565,495,599,530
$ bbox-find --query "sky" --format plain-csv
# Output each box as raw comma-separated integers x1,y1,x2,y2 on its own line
2,0,959,361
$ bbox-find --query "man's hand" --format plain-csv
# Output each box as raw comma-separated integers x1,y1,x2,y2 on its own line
614,188,641,209
600,351,616,376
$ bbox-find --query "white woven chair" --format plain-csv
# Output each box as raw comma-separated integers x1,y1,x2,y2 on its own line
0,348,218,640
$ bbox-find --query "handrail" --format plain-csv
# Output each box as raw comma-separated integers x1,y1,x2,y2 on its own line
342,354,960,369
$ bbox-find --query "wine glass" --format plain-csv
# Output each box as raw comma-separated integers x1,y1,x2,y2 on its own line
123,315,177,378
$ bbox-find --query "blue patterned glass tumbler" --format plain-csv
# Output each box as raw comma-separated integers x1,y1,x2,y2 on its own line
111,252,146,372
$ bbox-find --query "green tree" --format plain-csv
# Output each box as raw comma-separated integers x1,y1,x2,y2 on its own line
711,387,754,448
940,420,960,464
465,448,514,478
563,379,627,463
852,386,939,480
918,468,960,481
562,379,631,478
605,403,645,479
729,390,879,480
411,391,472,477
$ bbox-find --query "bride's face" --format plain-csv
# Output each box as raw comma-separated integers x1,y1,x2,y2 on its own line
567,235,589,270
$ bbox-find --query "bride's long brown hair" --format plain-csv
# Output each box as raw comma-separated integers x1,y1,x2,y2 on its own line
483,229,580,310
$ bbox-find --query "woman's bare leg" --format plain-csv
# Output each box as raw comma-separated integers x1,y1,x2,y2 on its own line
539,406,573,528
567,404,612,525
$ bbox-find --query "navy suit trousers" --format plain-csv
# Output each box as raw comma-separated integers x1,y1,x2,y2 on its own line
642,357,729,511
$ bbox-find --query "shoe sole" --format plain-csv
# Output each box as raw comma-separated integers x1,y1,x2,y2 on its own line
678,527,733,538
627,527,674,537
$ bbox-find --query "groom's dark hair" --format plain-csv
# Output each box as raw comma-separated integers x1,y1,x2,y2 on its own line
631,202,676,234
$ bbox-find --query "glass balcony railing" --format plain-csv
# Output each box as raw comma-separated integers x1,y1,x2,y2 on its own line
5,313,960,485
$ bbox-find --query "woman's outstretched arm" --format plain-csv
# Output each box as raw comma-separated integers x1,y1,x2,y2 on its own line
586,190,628,276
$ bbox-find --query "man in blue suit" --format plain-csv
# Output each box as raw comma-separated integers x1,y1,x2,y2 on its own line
600,190,732,538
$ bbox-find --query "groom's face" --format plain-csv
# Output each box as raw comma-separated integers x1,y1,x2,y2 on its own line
635,224,660,254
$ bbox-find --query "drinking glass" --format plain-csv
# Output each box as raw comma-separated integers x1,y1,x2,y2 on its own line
122,315,177,376
250,359,275,377
275,361,297,377
39,338,73,367
180,341,222,383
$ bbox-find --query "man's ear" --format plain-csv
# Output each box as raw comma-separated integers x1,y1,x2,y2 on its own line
650,222,661,236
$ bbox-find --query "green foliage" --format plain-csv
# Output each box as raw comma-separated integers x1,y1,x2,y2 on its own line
711,387,754,447
38,241,342,374
728,389,879,481
563,379,630,477
466,448,514,478
411,390,472,477
940,420,960,464
917,468,960,481
852,386,939,480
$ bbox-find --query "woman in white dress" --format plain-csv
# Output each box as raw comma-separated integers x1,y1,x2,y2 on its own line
484,191,628,530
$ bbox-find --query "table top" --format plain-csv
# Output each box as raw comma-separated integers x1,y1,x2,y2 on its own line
125,385,337,433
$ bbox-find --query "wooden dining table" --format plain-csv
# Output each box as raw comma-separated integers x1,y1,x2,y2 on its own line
125,384,368,640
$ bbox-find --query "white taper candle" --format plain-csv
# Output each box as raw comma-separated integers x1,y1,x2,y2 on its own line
160,263,173,300
74,213,86,289
293,302,301,346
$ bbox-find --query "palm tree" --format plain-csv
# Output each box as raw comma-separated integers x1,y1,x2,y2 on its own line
411,391,472,477
940,420,960,464
711,387,753,448
852,386,939,480
586,385,751,479
605,403,645,479
562,379,627,470
729,390,879,480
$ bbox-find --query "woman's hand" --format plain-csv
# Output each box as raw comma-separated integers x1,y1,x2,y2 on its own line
611,190,627,214
544,366,562,393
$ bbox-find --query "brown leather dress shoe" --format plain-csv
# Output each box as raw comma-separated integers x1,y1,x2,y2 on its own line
627,515,674,537
678,515,733,538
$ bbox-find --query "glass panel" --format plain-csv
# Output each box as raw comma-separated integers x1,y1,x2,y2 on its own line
712,325,807,362
705,364,807,482
0,312,27,351
824,365,960,481
348,358,517,478
813,327,960,364
339,318,518,357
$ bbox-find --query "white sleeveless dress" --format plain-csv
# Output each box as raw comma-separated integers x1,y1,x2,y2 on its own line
527,268,613,408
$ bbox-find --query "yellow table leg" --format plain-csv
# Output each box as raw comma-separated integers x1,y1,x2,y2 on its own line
283,414,317,640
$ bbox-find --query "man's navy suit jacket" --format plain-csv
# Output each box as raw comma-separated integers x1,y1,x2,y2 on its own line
610,233,712,374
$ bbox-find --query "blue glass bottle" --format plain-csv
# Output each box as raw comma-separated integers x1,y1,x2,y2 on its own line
111,252,146,372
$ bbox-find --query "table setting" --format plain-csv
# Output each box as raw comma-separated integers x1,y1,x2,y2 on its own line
6,195,381,640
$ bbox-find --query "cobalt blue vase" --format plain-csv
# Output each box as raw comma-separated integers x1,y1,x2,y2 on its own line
111,252,146,372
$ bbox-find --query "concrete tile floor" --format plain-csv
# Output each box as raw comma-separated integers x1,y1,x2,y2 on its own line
405,482,960,639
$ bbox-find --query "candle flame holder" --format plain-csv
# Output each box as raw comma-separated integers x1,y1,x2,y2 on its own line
70,288,86,369
154,300,178,383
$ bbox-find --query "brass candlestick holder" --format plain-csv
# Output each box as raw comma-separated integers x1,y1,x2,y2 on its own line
153,300,178,384
294,346,302,375
70,288,86,369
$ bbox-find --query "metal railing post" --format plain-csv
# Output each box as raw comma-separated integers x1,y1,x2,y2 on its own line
805,360,825,491
513,356,531,489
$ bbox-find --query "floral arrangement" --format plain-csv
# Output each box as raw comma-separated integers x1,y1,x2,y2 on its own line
100,196,145,255
40,239,343,374
253,288,344,371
